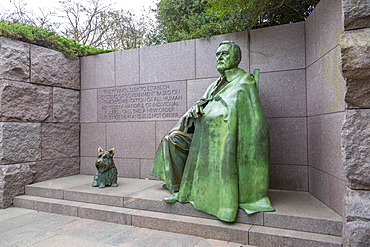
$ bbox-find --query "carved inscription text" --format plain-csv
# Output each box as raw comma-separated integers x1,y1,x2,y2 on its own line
98,82,186,121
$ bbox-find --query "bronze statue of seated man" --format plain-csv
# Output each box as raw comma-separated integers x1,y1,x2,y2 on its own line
151,41,274,222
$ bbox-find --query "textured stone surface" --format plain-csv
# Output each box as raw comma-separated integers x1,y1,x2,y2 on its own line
30,158,80,183
264,190,343,236
268,117,307,165
114,157,140,178
97,81,187,122
345,220,370,247
41,123,80,160
80,89,97,123
115,49,140,86
344,189,368,247
341,28,370,107
0,163,35,208
0,80,52,122
309,167,346,216
270,165,308,191
249,225,342,247
315,0,343,57
0,122,41,164
250,22,305,72
108,227,202,247
80,123,107,157
80,156,97,175
131,210,250,244
308,112,346,180
140,159,156,180
0,37,30,81
140,40,196,83
53,87,80,123
107,122,156,159
342,109,370,190
345,189,370,222
81,52,115,89
195,31,250,79
31,45,80,89
343,0,370,30
259,70,306,118
307,46,346,116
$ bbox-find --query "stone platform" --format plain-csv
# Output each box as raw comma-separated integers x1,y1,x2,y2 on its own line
13,175,343,246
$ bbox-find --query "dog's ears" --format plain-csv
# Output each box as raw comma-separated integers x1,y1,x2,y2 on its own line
109,148,115,156
98,147,104,153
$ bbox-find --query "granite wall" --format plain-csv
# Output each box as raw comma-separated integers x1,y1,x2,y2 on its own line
80,23,310,189
341,0,370,246
80,0,346,217
306,0,347,216
0,37,80,208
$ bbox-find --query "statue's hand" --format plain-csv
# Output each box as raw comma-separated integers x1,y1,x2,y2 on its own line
181,104,204,129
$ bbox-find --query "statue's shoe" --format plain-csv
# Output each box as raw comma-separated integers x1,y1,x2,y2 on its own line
163,192,179,203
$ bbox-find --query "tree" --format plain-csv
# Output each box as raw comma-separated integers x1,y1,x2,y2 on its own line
58,0,113,47
155,0,320,43
98,9,151,50
1,0,59,31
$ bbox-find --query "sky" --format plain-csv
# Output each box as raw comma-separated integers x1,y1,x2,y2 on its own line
1,0,158,15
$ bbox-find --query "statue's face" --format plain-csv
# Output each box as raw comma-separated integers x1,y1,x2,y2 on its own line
216,44,238,74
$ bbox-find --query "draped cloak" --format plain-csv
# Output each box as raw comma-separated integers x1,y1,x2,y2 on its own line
150,68,274,222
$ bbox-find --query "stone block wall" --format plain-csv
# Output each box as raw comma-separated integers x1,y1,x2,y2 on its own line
76,0,346,220
341,0,370,245
306,0,347,216
0,37,80,208
80,23,312,193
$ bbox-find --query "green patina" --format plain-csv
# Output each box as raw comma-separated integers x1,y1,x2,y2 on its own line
151,41,274,222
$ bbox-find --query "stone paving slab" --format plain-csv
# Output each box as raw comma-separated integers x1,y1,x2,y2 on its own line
264,190,343,236
0,207,252,247
131,209,252,244
249,225,342,247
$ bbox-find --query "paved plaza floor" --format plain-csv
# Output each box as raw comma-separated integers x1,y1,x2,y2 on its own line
0,207,250,247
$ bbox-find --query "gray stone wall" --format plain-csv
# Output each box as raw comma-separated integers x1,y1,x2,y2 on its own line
79,0,346,219
80,23,311,192
0,37,80,208
341,0,370,246
306,0,347,216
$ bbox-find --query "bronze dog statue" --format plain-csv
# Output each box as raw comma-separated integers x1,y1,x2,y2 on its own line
92,147,118,188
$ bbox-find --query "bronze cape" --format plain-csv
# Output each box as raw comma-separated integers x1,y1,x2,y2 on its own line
151,68,274,222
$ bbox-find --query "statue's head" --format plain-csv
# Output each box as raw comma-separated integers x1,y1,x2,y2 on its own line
216,41,242,75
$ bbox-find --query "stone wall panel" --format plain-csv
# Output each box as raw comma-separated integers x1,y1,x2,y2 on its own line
307,46,346,116
343,0,370,30
81,52,115,89
250,22,305,72
30,158,79,183
0,80,52,122
341,28,370,108
140,40,196,83
344,189,370,246
0,37,30,81
53,87,80,123
342,109,370,190
41,123,80,159
31,45,80,89
0,163,35,208
0,123,41,164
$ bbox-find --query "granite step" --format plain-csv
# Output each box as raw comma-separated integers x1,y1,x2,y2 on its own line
13,195,342,246
13,175,343,245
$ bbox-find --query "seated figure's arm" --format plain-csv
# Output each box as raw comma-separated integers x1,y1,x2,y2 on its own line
180,104,204,132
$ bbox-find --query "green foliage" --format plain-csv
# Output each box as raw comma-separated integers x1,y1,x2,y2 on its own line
156,0,320,43
0,20,112,56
